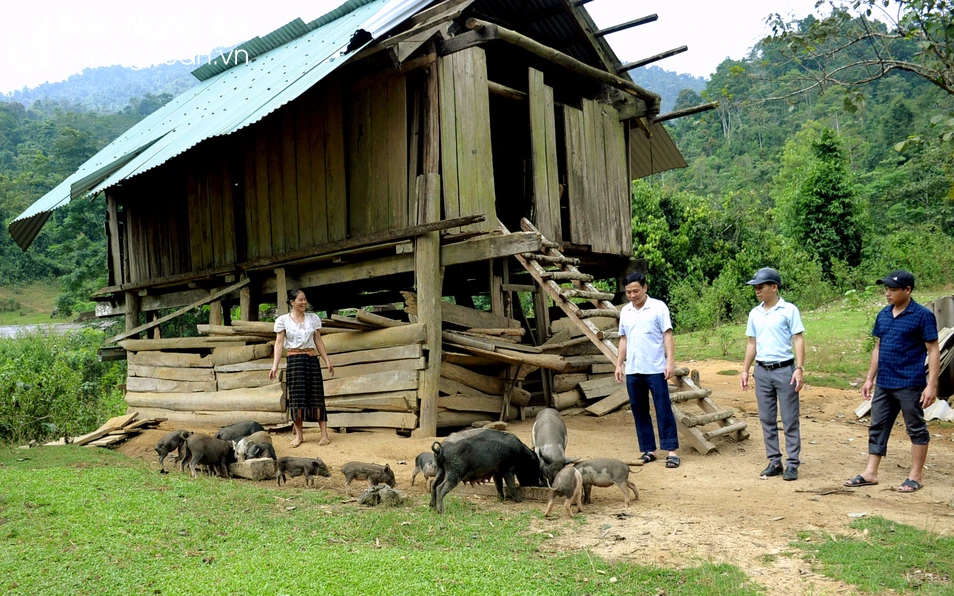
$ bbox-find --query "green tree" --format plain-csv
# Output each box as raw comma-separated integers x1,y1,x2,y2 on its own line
779,129,864,277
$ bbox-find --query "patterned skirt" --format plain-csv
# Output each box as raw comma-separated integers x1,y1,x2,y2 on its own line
285,354,326,422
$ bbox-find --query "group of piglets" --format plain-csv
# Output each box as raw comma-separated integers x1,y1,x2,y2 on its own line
154,421,330,487
418,408,638,517
154,411,637,517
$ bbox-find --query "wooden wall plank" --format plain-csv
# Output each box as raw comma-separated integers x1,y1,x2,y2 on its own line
308,91,328,246
471,47,496,233
208,155,225,267
254,126,272,257
198,157,215,270
438,54,460,231
543,84,561,243
220,156,237,265
407,84,422,227
529,68,558,242
243,131,260,260
267,114,286,255
601,104,626,255
324,77,348,243
387,76,408,230
349,86,372,237
563,106,586,244
281,107,300,252
369,81,390,234
454,51,477,232
295,99,314,248
186,166,203,272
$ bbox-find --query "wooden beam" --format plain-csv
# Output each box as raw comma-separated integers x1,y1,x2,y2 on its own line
488,80,527,101
441,232,543,265
465,19,660,112
617,46,688,73
652,101,720,124
594,14,657,37
108,278,250,344
105,193,122,286
124,291,140,338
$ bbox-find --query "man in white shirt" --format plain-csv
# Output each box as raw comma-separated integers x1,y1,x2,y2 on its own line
741,267,806,481
614,272,680,468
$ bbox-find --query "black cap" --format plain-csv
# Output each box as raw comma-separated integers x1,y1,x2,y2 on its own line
746,267,782,286
876,270,915,289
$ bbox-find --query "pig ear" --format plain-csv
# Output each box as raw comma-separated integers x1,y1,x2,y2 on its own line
385,464,392,472
565,457,580,464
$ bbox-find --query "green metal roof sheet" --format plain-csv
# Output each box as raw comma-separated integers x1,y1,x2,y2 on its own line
9,0,432,250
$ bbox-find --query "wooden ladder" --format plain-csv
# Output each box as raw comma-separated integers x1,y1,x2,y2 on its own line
507,217,748,454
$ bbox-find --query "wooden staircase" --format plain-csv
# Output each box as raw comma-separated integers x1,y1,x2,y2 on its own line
506,217,748,454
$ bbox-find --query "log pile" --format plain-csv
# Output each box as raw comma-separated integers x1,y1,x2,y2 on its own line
123,323,429,430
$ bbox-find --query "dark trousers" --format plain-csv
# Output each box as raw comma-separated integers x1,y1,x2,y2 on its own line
626,373,679,452
868,386,929,457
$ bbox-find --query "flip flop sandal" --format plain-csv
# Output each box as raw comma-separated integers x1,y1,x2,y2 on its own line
844,475,878,487
897,478,922,493
639,452,657,464
665,456,680,468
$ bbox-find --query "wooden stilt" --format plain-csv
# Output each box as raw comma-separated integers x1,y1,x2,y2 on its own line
125,291,140,339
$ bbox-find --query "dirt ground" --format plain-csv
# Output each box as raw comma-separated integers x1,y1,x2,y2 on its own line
118,360,954,595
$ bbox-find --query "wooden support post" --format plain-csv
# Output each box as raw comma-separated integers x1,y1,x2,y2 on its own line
275,268,288,315
209,289,224,326
240,283,258,321
414,51,442,439
125,291,140,339
491,260,504,316
105,193,123,286
533,288,553,407
149,311,161,340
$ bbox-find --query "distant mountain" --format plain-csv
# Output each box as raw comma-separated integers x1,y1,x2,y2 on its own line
628,65,707,114
2,63,198,113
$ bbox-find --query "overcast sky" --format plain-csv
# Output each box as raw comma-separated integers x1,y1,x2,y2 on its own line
1,0,827,94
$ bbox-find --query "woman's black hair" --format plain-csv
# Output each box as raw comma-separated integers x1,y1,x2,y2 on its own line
287,288,306,305
623,272,647,286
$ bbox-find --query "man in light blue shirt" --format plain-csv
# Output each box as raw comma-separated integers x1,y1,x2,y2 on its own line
614,272,680,468
741,268,806,481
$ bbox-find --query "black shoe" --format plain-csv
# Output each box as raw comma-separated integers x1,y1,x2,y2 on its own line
783,466,798,481
760,462,783,477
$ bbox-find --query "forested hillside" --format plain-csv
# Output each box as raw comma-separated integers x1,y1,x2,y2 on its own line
3,62,198,113
640,3,954,329
629,65,707,113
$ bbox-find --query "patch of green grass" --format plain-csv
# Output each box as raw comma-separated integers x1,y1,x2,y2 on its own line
0,283,70,325
717,369,740,376
0,447,760,596
793,516,954,594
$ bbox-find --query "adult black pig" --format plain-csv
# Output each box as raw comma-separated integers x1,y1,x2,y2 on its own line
214,420,265,442
429,429,541,514
183,433,235,478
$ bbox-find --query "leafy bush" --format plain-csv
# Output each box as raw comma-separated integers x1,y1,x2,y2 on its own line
861,225,954,287
0,328,126,444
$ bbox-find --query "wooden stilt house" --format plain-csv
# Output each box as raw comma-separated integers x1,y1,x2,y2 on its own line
11,0,713,439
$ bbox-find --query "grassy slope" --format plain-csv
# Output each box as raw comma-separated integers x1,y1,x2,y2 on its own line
0,447,758,596
0,282,71,326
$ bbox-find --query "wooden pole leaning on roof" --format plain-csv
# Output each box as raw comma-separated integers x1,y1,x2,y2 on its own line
594,14,658,37
464,18,662,117
616,46,688,74
652,101,720,124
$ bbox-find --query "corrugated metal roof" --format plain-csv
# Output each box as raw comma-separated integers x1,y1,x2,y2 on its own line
630,122,687,179
9,0,431,250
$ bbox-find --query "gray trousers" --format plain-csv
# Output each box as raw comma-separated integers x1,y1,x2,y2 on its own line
755,364,801,468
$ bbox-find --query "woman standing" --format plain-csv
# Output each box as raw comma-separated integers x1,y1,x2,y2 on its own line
269,289,334,447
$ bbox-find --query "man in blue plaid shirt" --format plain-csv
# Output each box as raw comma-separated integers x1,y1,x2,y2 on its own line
845,270,940,493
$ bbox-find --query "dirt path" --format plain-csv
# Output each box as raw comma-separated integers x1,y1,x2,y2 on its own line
118,360,954,595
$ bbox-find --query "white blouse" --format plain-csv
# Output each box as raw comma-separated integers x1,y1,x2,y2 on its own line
273,312,322,350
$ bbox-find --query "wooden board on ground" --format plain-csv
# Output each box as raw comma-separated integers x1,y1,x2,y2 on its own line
212,345,425,373
590,363,616,374
436,411,502,428
439,394,505,414
584,387,629,416
323,323,426,354
72,412,138,446
578,375,622,400
216,370,275,391
552,373,588,393
212,344,274,366
119,338,260,351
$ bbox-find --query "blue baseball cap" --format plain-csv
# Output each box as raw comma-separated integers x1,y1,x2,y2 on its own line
746,267,781,286
876,270,915,289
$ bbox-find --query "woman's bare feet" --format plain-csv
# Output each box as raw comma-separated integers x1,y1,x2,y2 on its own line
290,436,303,448
318,436,330,446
